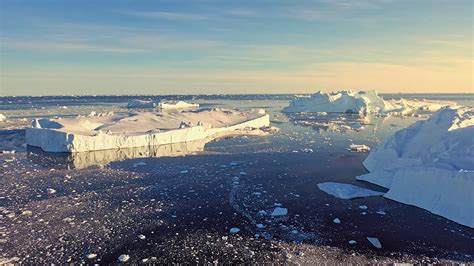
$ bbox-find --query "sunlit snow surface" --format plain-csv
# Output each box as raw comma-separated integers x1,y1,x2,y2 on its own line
1,94,474,264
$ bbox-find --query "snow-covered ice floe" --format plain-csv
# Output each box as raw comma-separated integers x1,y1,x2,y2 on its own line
26,108,276,152
357,107,474,228
158,100,199,110
283,90,456,115
317,182,384,199
126,99,157,108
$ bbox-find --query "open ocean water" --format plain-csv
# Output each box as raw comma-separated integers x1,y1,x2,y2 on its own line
0,94,473,263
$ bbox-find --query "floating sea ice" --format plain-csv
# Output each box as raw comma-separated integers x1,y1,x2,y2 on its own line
229,227,240,234
349,144,371,152
138,234,146,240
271,207,288,216
348,240,357,245
257,210,267,215
359,205,368,210
118,254,130,262
239,171,248,175
256,223,265,229
0,114,7,122
376,210,386,215
333,218,341,224
133,162,147,167
317,182,384,199
367,237,382,249
47,188,57,194
179,170,189,174
86,253,97,259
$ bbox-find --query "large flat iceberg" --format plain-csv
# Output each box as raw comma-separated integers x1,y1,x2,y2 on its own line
26,108,273,152
357,107,474,227
283,90,455,115
317,182,384,199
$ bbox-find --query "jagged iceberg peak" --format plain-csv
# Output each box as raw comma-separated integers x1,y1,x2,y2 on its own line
358,106,474,228
284,89,388,114
283,89,456,115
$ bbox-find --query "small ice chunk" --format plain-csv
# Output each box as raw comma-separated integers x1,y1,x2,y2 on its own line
47,188,57,194
271,207,288,216
376,210,386,215
86,253,97,259
229,227,240,234
317,182,384,199
118,254,130,262
0,114,7,122
133,162,147,167
257,210,267,215
348,240,357,245
239,171,247,175
333,218,341,224
349,144,370,152
256,223,265,229
180,170,189,174
138,234,146,240
358,205,368,210
367,237,382,249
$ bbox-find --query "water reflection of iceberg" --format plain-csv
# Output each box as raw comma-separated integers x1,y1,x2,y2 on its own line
27,138,210,169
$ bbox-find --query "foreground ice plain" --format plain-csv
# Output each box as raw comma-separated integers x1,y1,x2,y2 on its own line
283,90,455,115
26,108,273,152
358,107,474,228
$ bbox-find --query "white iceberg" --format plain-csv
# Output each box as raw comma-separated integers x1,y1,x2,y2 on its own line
26,108,273,152
317,182,384,199
349,144,370,152
158,100,199,109
358,107,474,228
283,90,456,115
366,237,382,249
126,99,156,108
0,114,6,122
283,90,394,114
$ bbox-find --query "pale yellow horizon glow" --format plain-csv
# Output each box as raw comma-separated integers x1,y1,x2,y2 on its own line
2,60,473,96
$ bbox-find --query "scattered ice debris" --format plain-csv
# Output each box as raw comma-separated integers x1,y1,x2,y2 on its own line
138,234,146,240
118,254,130,262
360,107,474,228
301,148,314,153
86,253,97,260
271,207,288,216
256,223,265,229
349,144,370,152
0,114,7,122
179,170,189,174
133,162,147,167
348,240,357,245
367,237,382,249
46,188,57,194
229,227,240,234
376,210,386,215
333,218,341,224
127,99,156,108
359,205,368,210
317,182,384,199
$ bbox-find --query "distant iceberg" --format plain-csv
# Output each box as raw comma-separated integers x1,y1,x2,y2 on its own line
158,100,199,109
0,114,6,122
126,99,156,108
26,108,274,152
283,90,456,115
358,107,474,228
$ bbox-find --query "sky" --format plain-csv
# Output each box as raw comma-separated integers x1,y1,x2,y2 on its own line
0,0,472,96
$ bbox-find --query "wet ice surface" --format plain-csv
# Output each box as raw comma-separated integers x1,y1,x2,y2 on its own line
1,97,474,263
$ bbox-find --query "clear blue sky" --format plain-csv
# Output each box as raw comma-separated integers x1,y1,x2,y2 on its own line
1,0,472,95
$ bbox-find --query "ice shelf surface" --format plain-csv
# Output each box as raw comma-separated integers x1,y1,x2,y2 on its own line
317,182,384,199
26,108,273,152
283,90,456,115
358,107,474,228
